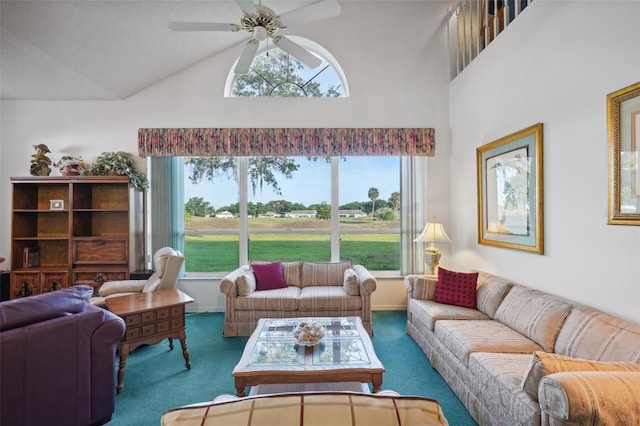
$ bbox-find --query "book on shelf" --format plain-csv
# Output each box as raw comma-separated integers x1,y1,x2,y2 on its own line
22,246,40,268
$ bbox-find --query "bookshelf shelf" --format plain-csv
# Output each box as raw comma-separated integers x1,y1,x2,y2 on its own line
10,176,145,298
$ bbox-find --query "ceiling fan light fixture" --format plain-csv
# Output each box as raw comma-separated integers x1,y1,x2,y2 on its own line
253,25,268,41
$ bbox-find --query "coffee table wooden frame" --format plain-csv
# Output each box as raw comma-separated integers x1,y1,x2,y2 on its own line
232,316,384,397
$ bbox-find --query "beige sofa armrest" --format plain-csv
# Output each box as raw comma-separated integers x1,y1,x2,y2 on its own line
353,265,376,296
404,275,436,301
539,371,640,426
219,265,251,297
98,280,147,297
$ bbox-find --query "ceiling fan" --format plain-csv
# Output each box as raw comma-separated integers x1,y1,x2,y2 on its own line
168,0,341,74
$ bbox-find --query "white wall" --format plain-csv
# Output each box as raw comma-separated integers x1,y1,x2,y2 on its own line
0,1,452,308
448,1,640,322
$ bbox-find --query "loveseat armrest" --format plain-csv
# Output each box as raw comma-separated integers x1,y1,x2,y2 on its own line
219,265,251,297
539,371,640,426
353,265,376,296
404,275,436,301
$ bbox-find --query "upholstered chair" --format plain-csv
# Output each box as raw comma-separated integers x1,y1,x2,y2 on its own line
90,247,184,307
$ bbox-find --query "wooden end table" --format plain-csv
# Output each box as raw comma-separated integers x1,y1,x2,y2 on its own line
232,317,385,397
106,289,194,394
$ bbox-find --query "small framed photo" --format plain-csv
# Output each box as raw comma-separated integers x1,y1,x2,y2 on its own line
50,200,64,210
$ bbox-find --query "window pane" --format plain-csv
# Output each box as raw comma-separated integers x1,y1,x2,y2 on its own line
340,233,400,270
185,234,239,272
184,157,240,229
339,157,400,271
249,234,330,262
248,157,330,230
184,157,240,272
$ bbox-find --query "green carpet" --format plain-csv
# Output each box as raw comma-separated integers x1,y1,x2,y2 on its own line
108,311,477,425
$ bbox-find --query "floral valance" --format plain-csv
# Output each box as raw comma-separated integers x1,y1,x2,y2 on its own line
137,128,435,157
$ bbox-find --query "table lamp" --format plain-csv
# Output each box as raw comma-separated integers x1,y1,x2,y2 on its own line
414,216,452,275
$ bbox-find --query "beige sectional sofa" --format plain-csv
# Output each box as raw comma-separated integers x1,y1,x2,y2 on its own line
220,261,377,337
405,271,640,426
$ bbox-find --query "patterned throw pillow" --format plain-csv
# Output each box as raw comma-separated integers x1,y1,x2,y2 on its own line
343,268,360,296
433,268,479,309
251,261,287,291
521,351,640,402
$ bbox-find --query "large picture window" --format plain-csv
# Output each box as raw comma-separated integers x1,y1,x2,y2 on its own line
182,156,400,273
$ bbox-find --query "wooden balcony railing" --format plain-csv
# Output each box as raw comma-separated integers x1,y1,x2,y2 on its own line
448,0,532,79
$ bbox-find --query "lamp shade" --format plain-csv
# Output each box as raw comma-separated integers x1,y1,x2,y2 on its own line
414,217,452,244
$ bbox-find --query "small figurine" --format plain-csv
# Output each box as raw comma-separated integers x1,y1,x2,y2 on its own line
30,144,52,176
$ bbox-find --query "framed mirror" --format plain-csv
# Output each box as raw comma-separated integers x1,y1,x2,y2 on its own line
608,81,640,225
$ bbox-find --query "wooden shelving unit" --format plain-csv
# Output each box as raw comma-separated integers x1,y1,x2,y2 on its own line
10,176,145,298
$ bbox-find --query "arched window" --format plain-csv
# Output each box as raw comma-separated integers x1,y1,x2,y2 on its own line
224,37,348,97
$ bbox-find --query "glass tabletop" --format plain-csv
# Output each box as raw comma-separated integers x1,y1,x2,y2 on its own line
245,317,371,368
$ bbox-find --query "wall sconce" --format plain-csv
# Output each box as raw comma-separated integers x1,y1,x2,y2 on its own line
414,216,451,275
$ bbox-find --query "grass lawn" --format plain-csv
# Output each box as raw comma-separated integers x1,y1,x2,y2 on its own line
185,217,400,271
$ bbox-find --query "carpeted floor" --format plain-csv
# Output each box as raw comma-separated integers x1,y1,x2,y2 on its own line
108,311,477,425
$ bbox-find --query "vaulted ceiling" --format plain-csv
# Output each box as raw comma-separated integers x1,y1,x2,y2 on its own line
1,0,383,100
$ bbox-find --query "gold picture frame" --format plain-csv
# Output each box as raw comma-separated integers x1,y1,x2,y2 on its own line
477,123,544,254
607,81,640,225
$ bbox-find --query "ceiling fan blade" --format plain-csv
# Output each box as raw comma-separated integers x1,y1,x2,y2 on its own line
278,0,341,27
273,36,322,69
168,22,238,32
234,39,260,74
236,0,257,15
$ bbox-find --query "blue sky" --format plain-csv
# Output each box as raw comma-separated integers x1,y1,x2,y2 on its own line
184,157,400,209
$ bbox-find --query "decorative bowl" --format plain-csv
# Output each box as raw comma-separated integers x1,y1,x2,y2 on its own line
293,321,326,346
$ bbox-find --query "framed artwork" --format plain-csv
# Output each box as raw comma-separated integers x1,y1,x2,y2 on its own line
477,123,544,254
607,81,640,225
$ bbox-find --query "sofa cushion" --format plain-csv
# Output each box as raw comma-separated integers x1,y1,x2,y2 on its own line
252,261,287,291
237,271,257,296
521,351,640,402
0,285,92,332
468,353,540,422
494,285,573,352
343,268,360,296
281,261,303,288
554,305,640,362
434,319,544,366
409,299,490,331
235,286,300,311
298,286,362,311
474,271,513,318
300,261,352,288
434,268,478,309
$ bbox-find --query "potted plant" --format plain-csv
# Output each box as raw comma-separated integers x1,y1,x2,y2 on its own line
83,151,149,190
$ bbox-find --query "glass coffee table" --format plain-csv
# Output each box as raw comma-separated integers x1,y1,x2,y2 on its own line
232,316,385,397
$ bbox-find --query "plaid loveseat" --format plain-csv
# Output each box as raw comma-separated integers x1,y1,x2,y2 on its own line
220,261,377,337
405,271,640,426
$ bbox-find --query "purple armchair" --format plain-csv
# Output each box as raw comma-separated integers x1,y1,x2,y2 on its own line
0,285,125,426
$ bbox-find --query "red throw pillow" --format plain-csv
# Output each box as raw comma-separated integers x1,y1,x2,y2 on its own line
251,261,287,291
433,268,478,309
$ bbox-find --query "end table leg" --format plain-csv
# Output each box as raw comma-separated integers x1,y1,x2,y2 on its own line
116,344,130,394
179,330,191,370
